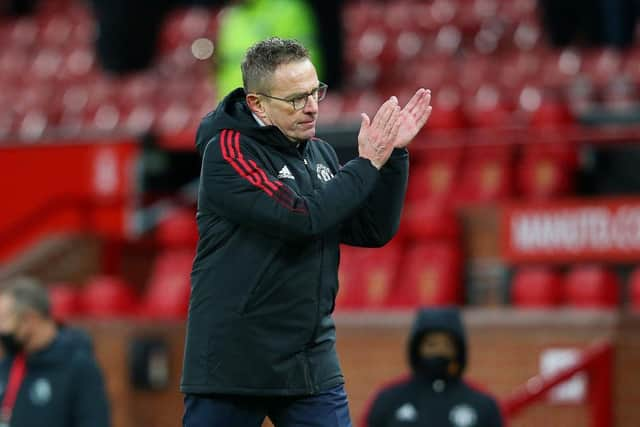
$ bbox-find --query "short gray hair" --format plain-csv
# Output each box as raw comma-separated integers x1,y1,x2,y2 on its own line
241,37,310,93
1,277,51,318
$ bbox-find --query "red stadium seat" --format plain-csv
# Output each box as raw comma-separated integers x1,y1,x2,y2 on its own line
501,0,538,23
336,242,401,310
58,48,95,83
0,48,30,85
84,102,123,133
8,19,39,48
466,84,512,128
402,200,460,241
406,158,459,202
340,91,386,121
29,48,64,82
427,86,467,129
17,109,51,140
582,48,623,86
511,266,563,308
530,100,573,128
498,51,543,92
156,208,198,248
434,24,462,55
38,15,73,47
387,241,462,308
123,104,157,134
564,265,620,309
383,1,417,32
628,267,640,312
156,101,192,134
48,283,80,321
518,86,574,128
80,275,138,317
140,250,194,319
512,19,542,52
540,48,582,87
517,150,573,199
403,57,455,91
454,146,513,204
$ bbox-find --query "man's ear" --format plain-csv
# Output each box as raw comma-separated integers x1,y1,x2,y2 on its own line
246,93,267,120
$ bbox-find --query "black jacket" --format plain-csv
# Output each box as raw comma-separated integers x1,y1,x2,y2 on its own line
365,308,503,427
180,88,409,395
0,327,110,427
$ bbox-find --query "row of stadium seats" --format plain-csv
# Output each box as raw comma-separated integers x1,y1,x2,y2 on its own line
47,243,640,319
49,249,193,320
338,241,462,309
406,141,576,203
346,48,639,94
512,264,640,309
3,0,640,141
344,0,538,37
337,245,640,311
3,78,581,141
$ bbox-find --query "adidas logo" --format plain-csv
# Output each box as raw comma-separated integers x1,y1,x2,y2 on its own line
277,165,295,180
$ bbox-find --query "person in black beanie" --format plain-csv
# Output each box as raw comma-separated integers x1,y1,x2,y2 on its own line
364,307,503,427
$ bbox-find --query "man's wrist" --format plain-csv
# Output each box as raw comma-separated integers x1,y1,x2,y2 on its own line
358,156,382,170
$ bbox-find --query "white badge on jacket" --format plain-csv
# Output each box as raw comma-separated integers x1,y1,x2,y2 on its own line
316,164,334,182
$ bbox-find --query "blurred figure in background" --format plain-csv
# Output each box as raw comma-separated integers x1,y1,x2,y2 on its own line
89,0,173,74
0,277,110,427
364,307,503,427
538,0,638,48
0,0,39,16
214,0,323,99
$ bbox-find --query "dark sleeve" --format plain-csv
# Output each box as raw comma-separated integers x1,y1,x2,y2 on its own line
71,355,111,427
341,148,409,247
484,397,505,427
363,389,394,427
200,129,380,241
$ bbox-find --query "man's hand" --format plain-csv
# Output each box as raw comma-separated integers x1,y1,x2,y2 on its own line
358,97,401,170
393,88,432,149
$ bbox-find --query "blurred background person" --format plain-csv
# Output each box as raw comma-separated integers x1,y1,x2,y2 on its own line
0,277,110,427
538,0,638,48
364,307,503,427
0,0,39,16
214,0,323,99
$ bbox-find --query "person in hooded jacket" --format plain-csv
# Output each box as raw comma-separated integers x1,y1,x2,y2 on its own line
0,277,110,427
364,307,503,427
181,37,432,427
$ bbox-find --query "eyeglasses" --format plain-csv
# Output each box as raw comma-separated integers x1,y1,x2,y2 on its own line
255,82,328,111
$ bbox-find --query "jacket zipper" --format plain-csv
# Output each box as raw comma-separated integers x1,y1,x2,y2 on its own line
295,147,322,395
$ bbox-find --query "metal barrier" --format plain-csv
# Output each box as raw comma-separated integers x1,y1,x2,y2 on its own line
502,341,613,427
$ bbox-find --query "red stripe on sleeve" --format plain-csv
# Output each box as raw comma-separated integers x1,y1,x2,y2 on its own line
218,129,306,214
232,131,279,192
219,130,274,196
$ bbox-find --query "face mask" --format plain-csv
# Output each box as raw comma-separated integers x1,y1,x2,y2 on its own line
415,356,457,381
0,332,23,354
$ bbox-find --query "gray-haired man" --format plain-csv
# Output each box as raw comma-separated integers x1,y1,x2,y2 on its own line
181,37,432,427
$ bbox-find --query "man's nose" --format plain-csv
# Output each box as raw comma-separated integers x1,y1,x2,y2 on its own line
303,94,318,114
